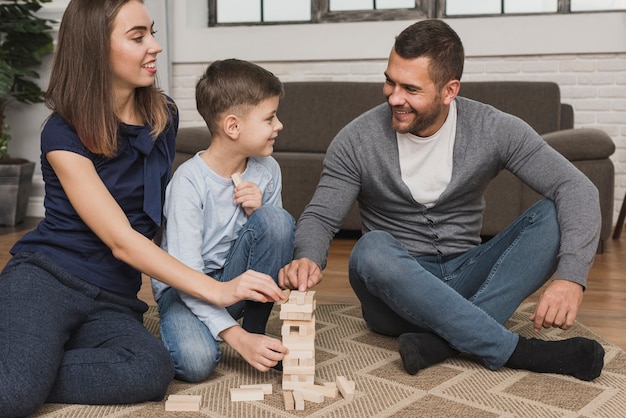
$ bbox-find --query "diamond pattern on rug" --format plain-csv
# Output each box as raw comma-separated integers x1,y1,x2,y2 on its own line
31,303,626,417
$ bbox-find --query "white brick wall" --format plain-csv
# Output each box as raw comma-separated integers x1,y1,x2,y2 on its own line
171,52,626,225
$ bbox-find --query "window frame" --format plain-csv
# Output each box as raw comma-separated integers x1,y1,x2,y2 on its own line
207,0,435,27
207,0,625,27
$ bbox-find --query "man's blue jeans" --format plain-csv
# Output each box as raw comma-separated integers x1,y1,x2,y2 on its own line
0,252,175,418
156,206,294,382
348,199,559,370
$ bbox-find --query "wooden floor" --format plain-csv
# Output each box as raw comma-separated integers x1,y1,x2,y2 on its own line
2,218,625,350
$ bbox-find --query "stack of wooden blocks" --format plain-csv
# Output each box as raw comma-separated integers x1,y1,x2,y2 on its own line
280,290,316,390
166,288,356,412
279,290,356,411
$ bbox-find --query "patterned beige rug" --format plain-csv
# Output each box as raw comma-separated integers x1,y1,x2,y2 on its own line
31,303,625,417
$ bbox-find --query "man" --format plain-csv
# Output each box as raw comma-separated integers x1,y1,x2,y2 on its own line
279,19,604,381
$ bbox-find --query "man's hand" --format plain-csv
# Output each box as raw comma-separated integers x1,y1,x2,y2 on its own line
530,279,584,332
279,258,322,291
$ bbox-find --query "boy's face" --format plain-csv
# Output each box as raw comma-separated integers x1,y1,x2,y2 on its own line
237,96,283,157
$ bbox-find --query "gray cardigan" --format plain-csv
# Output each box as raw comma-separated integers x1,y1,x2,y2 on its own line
294,97,600,287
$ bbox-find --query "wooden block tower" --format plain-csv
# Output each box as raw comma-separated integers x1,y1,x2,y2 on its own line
280,290,316,390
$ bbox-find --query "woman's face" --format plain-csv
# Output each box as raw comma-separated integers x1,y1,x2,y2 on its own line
109,0,162,95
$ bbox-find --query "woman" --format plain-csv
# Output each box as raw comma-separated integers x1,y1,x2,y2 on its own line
0,1,285,416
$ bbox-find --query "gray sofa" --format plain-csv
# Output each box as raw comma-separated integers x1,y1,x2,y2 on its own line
174,81,615,252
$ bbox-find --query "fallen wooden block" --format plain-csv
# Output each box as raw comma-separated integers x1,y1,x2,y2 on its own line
283,390,295,411
303,383,338,398
240,383,272,395
230,387,265,402
325,382,340,397
297,387,325,403
164,394,202,411
293,390,305,410
336,376,355,401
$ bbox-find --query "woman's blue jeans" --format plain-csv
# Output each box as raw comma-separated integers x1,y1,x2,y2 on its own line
348,199,559,370
0,252,175,418
156,206,294,382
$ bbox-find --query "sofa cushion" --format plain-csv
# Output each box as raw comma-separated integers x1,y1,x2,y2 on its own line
459,81,562,134
276,82,386,153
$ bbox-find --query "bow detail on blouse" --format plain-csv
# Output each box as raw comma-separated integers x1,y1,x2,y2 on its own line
130,127,169,226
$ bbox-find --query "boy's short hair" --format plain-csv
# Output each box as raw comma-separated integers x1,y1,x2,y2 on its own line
196,59,284,134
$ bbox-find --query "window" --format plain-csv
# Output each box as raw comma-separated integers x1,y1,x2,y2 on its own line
446,0,558,15
208,0,626,26
208,0,432,26
570,0,626,12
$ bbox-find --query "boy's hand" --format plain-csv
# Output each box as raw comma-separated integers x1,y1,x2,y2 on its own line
216,270,284,307
233,180,262,216
279,258,322,291
221,326,288,372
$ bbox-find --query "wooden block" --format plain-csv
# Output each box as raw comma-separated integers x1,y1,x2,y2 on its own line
283,364,315,375
282,375,315,390
286,290,300,303
231,173,243,186
284,357,300,368
276,289,291,304
336,376,355,401
323,382,339,397
165,394,202,411
282,333,315,347
280,311,314,321
230,387,264,402
167,394,202,402
240,383,272,395
280,302,315,314
298,387,324,403
283,390,295,411
304,291,316,306
281,340,314,351
285,349,315,359
284,373,315,384
281,318,315,337
303,383,337,398
296,357,316,367
293,390,305,410
295,290,306,305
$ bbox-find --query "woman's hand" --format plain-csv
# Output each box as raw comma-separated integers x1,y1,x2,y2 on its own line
214,269,285,307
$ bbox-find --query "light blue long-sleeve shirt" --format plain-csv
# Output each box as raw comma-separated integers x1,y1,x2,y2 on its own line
152,151,283,339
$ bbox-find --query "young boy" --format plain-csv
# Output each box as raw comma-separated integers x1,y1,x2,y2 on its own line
152,59,294,382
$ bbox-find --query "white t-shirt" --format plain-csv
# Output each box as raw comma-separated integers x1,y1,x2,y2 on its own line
397,100,457,208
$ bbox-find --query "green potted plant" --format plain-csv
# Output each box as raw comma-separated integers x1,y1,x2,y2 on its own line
0,0,54,225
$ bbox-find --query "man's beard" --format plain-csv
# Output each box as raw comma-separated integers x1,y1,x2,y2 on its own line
391,96,444,136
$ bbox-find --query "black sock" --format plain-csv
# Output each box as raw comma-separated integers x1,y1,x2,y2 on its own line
505,336,604,381
241,301,283,371
241,300,274,334
398,333,458,375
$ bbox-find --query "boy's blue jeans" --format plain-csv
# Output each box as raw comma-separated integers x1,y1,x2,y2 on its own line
156,206,294,382
348,199,560,370
0,252,175,418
